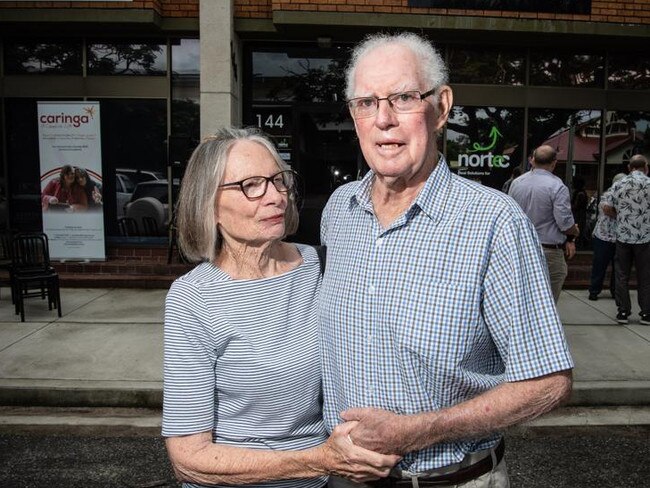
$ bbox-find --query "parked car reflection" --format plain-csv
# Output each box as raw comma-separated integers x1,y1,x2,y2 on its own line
116,168,164,185
115,173,135,218
123,179,179,236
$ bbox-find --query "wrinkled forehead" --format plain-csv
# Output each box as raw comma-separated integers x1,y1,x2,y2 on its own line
353,43,423,95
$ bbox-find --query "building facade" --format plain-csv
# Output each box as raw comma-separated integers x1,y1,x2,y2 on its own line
1,0,649,250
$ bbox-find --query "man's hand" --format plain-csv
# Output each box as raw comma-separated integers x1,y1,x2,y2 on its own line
565,241,576,259
340,408,424,455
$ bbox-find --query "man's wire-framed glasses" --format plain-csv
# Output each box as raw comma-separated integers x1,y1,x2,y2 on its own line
218,170,296,199
347,88,437,119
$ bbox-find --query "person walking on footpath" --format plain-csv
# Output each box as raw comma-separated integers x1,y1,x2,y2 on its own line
587,173,626,301
602,154,650,325
509,145,580,303
320,32,574,488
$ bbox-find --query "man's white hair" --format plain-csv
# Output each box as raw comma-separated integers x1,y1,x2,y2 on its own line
344,32,448,101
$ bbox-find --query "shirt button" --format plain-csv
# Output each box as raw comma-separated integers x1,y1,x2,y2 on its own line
368,285,376,295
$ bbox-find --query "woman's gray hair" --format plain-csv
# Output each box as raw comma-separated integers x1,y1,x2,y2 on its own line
345,32,448,103
175,127,299,263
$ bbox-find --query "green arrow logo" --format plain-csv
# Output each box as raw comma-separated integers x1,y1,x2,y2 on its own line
467,126,503,153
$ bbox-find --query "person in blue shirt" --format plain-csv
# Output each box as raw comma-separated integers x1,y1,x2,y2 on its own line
508,145,580,304
320,32,574,488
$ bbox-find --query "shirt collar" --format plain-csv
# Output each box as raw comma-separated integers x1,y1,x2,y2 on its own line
350,154,453,226
531,167,554,176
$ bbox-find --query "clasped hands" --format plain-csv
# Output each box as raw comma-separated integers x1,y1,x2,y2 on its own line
342,407,423,455
323,408,423,482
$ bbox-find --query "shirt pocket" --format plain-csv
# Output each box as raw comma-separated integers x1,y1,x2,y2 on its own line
389,281,481,373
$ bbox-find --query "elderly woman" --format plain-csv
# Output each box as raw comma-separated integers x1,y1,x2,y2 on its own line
163,127,398,488
41,164,88,212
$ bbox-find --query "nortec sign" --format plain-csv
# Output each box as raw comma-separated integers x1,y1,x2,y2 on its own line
458,126,510,169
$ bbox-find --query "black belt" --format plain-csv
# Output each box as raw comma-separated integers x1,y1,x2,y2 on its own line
541,243,565,249
369,439,505,487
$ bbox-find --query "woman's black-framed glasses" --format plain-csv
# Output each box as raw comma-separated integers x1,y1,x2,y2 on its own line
347,88,436,119
218,170,296,199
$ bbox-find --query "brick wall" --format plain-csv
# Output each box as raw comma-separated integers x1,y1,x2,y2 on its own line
0,1,199,18
2,1,646,24
234,0,650,24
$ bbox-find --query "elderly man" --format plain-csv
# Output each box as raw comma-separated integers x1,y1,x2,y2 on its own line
603,154,650,325
508,145,580,303
319,33,573,488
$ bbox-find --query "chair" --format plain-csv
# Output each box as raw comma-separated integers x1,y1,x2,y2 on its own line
126,197,165,237
118,217,140,237
11,232,62,322
141,216,159,236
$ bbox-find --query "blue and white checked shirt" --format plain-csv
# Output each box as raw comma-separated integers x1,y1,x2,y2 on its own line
319,157,574,474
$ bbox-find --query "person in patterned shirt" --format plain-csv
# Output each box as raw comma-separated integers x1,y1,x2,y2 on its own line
603,154,650,325
320,32,573,488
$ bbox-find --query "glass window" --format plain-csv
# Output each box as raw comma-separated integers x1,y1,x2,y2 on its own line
528,108,602,249
87,41,167,76
171,38,199,76
0,109,6,230
530,51,604,87
252,50,346,102
448,47,525,85
4,40,82,75
608,53,650,90
171,39,200,150
289,111,359,245
603,111,650,187
95,98,167,240
446,106,525,190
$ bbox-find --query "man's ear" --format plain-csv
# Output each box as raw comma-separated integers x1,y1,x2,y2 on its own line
434,85,453,132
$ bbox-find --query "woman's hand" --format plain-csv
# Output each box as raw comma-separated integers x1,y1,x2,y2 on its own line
316,421,401,482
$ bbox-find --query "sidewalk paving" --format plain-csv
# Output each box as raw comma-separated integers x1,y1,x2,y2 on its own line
0,287,649,412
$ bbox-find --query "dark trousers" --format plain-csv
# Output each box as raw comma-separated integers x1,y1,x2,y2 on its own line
589,236,616,296
615,241,650,314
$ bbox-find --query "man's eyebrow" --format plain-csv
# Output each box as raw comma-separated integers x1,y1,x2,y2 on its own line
351,85,420,98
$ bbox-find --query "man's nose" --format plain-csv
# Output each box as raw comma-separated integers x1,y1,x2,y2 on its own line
374,98,398,129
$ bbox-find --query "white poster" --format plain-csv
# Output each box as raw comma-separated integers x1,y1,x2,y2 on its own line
37,101,105,260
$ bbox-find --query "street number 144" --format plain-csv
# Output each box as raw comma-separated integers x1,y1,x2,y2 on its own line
256,114,284,129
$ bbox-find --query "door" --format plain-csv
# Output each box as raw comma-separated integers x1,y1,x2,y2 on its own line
290,108,361,244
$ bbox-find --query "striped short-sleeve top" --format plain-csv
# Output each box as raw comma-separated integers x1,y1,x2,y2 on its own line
163,243,326,488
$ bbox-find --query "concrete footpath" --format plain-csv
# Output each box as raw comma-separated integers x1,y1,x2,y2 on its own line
1,287,650,430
